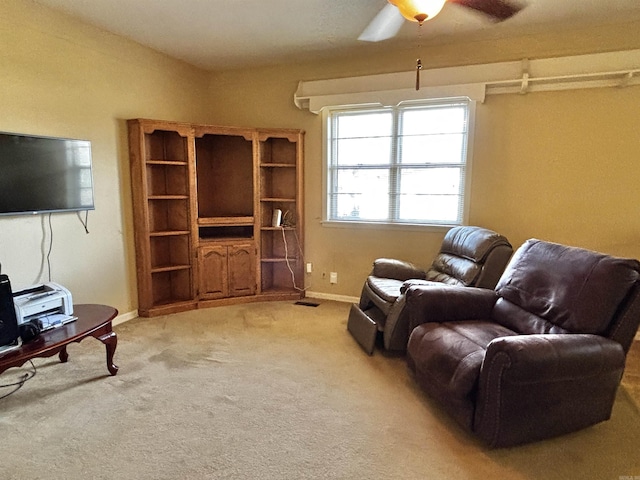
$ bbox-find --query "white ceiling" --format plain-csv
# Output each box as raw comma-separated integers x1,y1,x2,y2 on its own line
33,0,640,71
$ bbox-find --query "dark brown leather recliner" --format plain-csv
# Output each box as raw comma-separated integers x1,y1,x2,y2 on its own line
347,226,513,354
405,239,640,447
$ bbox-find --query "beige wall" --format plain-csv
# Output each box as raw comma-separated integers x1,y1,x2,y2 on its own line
207,21,640,298
0,0,209,313
3,0,640,311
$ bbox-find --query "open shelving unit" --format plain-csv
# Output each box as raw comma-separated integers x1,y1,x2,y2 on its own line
128,122,197,316
128,120,304,317
258,131,304,297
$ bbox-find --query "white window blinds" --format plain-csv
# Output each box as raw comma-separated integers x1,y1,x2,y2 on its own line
326,99,471,226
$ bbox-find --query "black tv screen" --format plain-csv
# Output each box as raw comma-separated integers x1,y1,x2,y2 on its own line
0,131,95,216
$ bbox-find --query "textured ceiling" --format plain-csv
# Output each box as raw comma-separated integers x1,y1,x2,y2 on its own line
33,0,640,71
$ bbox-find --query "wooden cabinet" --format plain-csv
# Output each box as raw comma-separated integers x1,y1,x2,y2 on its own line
128,119,303,317
198,243,256,299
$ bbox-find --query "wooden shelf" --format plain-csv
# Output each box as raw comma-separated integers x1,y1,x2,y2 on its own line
200,237,253,244
151,264,191,273
198,216,254,226
261,198,296,203
148,195,189,200
260,163,296,168
149,230,190,237
147,160,188,166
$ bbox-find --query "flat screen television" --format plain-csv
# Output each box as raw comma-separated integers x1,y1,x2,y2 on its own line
0,131,95,216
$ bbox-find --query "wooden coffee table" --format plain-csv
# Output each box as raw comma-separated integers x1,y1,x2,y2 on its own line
0,304,119,376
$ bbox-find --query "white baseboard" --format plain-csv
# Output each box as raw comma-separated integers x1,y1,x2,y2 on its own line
113,309,138,326
306,291,359,304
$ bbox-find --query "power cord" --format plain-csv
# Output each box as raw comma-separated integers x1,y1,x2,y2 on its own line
281,210,293,227
280,224,307,293
46,213,53,282
77,210,90,234
37,210,90,284
0,360,37,400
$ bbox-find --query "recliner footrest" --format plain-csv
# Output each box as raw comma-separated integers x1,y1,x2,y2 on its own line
347,304,378,355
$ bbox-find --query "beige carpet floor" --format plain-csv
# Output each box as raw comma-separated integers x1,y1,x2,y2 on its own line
1,300,639,479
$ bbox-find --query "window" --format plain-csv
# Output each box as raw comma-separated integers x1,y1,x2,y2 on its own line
325,99,473,226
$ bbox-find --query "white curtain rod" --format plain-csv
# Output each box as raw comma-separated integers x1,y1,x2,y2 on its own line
294,49,640,113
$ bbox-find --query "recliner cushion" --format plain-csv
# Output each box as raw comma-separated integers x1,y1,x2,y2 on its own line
495,239,640,335
366,276,403,304
440,226,511,263
492,297,570,335
426,253,480,286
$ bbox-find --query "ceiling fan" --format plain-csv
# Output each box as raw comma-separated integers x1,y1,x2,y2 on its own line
359,0,525,42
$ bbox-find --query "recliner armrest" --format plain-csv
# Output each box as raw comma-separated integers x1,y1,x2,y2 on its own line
405,285,497,329
482,334,625,383
400,279,440,294
371,258,426,282
475,334,626,447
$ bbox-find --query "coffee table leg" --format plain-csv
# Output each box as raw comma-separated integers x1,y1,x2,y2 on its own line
98,331,119,376
59,346,69,363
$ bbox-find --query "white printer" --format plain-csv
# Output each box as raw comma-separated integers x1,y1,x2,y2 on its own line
13,282,75,331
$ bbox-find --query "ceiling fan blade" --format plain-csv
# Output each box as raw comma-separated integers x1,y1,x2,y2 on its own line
450,0,525,21
358,3,405,42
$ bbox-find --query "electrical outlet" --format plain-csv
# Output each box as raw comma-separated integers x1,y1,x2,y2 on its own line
306,263,313,274
330,272,338,284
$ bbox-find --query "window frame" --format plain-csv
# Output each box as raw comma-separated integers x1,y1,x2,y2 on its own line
321,98,476,229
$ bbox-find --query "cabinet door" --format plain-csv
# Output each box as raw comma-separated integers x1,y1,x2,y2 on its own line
228,243,257,297
199,246,228,299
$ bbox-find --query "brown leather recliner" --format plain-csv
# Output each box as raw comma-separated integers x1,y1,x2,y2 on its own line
347,226,513,354
405,239,640,447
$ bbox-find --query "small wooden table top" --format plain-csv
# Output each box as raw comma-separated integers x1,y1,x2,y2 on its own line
0,304,119,376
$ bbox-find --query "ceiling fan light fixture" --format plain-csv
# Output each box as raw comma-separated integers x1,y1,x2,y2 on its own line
389,0,447,24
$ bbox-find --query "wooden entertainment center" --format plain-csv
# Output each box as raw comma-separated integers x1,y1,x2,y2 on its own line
127,119,304,317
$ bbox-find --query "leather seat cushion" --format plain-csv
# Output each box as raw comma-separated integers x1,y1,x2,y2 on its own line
366,276,404,304
408,321,517,401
